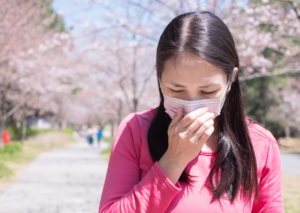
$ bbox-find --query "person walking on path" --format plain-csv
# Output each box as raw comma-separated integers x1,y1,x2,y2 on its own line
86,125,95,146
99,11,283,213
97,126,103,148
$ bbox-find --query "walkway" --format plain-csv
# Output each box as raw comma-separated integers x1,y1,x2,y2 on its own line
281,152,300,176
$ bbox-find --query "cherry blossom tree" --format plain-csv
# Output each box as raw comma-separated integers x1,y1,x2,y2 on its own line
223,0,300,80
0,0,77,146
2,0,299,145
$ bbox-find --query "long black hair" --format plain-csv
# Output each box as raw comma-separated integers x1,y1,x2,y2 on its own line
147,11,258,203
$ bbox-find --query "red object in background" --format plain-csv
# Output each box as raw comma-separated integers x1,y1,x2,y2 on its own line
3,130,10,145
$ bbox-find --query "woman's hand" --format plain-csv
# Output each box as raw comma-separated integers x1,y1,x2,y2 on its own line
158,107,214,185
166,107,215,166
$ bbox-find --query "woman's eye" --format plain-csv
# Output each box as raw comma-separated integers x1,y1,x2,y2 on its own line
202,91,216,95
170,89,183,93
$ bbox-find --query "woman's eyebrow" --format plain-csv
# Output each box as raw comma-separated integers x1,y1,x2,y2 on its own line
168,82,219,88
168,82,186,87
199,83,218,88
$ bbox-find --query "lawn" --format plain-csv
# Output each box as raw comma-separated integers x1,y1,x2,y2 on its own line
282,173,300,213
279,137,300,153
0,131,75,190
101,136,114,161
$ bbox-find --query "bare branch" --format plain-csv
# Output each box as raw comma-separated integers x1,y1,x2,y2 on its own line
4,102,23,119
240,67,300,81
138,70,155,99
154,0,183,15
285,0,300,21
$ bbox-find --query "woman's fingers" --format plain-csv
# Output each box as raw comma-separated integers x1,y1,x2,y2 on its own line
191,119,214,143
187,112,214,133
180,107,208,128
197,126,215,145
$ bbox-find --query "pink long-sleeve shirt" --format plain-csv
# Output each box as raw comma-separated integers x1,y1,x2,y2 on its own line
99,108,284,213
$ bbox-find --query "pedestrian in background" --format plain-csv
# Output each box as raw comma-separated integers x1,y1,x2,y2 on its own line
97,126,103,148
87,125,94,146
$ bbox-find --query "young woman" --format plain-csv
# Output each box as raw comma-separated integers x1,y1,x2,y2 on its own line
99,11,284,213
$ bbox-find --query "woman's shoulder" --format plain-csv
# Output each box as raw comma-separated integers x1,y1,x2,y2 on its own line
246,117,277,143
134,107,158,120
111,108,158,159
119,107,158,135
120,108,157,124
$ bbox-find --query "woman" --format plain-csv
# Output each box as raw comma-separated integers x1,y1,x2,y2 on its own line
99,11,283,213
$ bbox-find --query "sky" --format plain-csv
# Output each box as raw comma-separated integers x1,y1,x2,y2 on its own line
52,0,107,33
52,0,249,34
52,0,250,48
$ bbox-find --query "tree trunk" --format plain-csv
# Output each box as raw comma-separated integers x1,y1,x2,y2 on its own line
0,117,6,147
60,119,66,131
21,116,27,144
132,44,138,113
285,124,290,142
0,90,6,147
110,120,114,138
260,78,267,126
117,100,123,125
133,98,138,113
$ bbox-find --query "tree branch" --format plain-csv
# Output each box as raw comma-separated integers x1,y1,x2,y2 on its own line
239,67,300,81
285,0,300,21
4,102,23,120
154,0,183,16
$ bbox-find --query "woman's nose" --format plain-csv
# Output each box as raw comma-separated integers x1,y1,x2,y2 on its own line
186,92,202,101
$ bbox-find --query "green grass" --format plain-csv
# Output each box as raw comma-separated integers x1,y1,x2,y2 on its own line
101,136,114,161
0,142,29,181
0,163,13,178
103,125,113,132
283,173,300,213
63,127,74,136
279,137,300,153
0,132,74,189
0,142,24,164
6,125,55,141
0,142,22,156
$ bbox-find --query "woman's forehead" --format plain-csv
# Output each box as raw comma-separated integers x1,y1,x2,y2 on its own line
162,54,227,85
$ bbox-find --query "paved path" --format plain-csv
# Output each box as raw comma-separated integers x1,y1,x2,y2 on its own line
281,152,300,176
0,136,109,213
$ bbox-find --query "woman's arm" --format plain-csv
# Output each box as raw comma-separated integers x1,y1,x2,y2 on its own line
251,135,284,213
99,113,182,213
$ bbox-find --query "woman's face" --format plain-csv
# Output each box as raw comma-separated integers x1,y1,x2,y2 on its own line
159,53,237,101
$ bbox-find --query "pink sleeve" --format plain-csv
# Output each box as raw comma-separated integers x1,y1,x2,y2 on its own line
252,134,284,213
99,113,182,213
